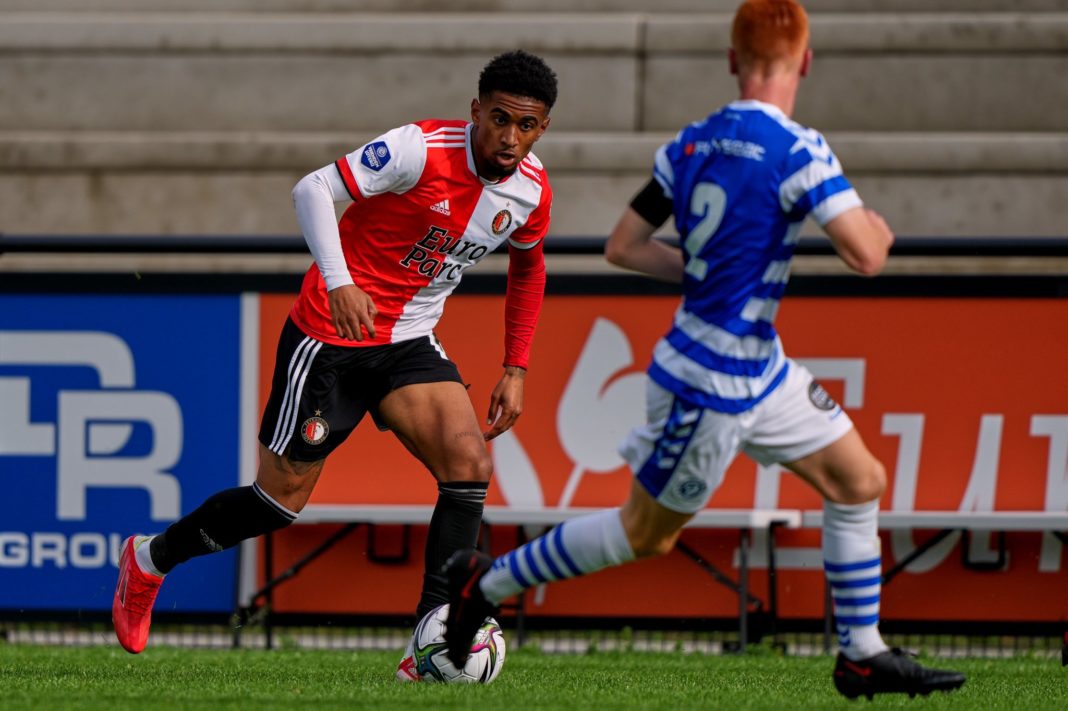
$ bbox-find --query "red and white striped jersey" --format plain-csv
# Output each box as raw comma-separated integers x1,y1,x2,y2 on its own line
290,119,552,349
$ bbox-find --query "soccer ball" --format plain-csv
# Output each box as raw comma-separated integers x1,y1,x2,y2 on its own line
411,604,506,684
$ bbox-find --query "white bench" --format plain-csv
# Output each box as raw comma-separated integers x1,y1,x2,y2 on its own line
481,506,803,651
243,507,1068,650
245,504,803,650
297,504,802,529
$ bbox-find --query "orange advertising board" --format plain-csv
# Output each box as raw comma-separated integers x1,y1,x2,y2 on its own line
258,293,1068,623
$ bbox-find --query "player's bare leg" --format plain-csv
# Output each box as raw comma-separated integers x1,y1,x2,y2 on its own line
380,381,492,485
254,445,327,513
619,480,694,558
379,381,492,679
784,428,884,506
786,431,965,698
112,446,318,654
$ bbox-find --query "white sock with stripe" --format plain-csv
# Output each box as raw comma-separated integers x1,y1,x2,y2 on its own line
479,509,635,605
823,499,890,661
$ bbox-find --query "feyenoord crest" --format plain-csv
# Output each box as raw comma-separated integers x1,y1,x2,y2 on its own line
491,209,513,235
301,415,329,445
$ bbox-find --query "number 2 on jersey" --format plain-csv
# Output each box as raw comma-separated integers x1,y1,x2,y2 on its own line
684,182,727,280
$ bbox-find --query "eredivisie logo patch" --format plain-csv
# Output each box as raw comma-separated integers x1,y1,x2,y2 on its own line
808,381,839,411
360,141,391,172
301,416,330,445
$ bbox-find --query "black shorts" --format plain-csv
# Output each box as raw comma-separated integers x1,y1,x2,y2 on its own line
258,318,464,462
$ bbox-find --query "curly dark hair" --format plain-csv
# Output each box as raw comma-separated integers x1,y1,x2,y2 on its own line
478,50,558,111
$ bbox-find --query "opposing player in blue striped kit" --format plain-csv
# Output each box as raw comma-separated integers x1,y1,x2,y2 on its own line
445,0,964,699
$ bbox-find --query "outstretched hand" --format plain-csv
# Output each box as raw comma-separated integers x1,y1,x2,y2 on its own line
484,367,526,440
328,284,377,341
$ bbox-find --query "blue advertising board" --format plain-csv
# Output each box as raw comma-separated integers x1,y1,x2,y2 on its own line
0,295,241,613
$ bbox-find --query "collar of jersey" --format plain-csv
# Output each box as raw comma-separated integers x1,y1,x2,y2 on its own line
728,99,788,121
465,122,513,187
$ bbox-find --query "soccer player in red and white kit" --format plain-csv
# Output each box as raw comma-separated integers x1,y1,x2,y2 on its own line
112,51,557,678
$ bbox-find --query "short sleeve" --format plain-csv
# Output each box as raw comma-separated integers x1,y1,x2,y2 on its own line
652,142,676,200
778,128,862,226
334,123,427,201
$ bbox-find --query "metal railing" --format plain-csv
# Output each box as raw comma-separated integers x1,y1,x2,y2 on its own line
2,234,1068,257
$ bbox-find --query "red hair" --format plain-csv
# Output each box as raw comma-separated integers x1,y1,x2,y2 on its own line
731,0,809,68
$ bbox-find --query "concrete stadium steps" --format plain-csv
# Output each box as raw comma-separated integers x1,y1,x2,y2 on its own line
0,13,1065,132
5,1,1066,12
647,14,1068,132
3,131,1066,237
1,7,1065,238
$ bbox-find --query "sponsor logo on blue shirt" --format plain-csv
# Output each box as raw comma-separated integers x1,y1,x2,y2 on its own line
361,141,391,171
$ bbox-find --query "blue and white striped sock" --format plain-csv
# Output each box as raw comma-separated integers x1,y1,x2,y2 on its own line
823,499,890,661
479,509,634,605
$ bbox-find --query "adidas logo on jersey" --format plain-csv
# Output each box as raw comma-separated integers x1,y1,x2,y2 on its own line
430,199,451,216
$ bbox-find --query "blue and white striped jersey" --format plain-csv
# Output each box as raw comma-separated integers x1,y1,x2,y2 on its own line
648,99,861,414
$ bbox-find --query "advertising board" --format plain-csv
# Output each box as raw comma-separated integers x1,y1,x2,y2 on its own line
259,293,1068,623
0,295,242,612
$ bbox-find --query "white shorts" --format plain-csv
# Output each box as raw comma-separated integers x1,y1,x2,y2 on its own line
619,359,854,514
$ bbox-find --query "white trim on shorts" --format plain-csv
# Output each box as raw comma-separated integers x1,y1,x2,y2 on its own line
267,335,324,455
429,333,448,360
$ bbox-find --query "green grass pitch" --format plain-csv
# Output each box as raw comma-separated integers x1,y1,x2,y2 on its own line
1,644,1065,710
